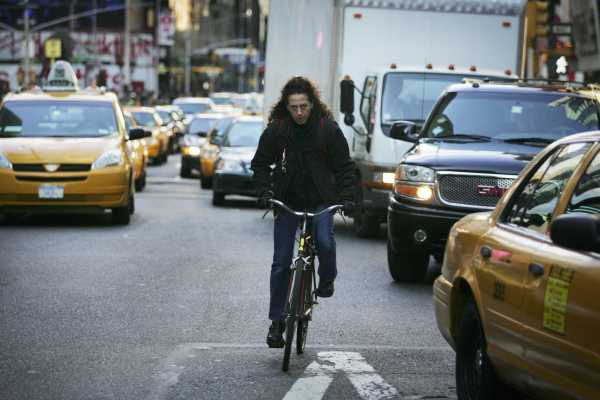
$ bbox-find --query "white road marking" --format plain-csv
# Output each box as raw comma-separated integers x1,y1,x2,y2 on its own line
283,351,399,400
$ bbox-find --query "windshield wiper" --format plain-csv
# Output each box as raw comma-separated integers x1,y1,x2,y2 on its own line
435,134,491,142
503,137,555,145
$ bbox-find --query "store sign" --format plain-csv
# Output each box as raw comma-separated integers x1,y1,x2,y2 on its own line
159,10,175,46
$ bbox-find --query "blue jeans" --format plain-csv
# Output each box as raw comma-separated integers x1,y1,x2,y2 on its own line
269,205,336,321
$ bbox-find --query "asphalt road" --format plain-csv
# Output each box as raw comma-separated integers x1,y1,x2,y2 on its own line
0,155,455,400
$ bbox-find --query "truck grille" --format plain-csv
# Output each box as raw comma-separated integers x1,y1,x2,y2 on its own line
438,173,516,209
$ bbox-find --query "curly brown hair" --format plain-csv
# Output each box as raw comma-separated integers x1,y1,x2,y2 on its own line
268,76,334,124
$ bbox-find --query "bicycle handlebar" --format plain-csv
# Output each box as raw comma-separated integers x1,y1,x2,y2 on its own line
268,199,344,218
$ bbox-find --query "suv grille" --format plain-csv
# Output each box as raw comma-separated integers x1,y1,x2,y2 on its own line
438,173,515,209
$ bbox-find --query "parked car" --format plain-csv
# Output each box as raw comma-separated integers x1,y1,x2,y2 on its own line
123,111,149,191
125,106,169,165
387,80,600,282
0,61,149,225
180,113,223,178
198,115,235,188
212,115,263,205
435,130,600,400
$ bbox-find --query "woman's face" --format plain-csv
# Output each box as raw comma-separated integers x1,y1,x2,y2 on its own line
286,94,313,125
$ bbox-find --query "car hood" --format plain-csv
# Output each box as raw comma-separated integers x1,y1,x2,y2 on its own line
0,137,121,164
219,146,256,162
402,139,541,175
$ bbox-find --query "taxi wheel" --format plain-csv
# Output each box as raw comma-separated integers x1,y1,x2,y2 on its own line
180,166,192,178
112,193,134,225
456,301,499,400
200,177,212,189
135,171,146,192
387,240,428,282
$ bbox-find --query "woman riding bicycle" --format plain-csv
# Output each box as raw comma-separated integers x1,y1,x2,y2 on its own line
250,76,356,348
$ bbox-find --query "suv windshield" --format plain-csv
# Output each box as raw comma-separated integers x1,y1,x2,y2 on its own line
422,91,600,141
0,100,118,138
381,73,510,124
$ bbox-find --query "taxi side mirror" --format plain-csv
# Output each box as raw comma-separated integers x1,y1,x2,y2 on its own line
550,213,600,253
128,128,151,140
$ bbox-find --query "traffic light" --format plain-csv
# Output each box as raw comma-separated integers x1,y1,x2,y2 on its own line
526,1,551,39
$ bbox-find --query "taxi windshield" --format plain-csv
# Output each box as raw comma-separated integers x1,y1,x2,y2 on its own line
0,100,118,138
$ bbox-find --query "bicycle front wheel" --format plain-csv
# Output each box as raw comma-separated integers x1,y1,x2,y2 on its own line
282,263,303,372
296,269,313,354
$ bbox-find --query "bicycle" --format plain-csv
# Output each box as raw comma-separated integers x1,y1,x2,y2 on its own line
267,199,344,372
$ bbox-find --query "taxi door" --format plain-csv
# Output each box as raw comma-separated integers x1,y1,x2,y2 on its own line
478,142,593,380
519,145,600,399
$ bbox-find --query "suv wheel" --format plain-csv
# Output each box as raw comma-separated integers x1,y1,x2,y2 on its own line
387,239,429,282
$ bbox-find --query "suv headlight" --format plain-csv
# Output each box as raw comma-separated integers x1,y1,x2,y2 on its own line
216,158,243,173
92,150,123,170
0,152,12,169
394,165,435,202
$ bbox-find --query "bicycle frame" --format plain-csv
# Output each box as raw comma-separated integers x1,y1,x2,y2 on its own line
268,199,343,371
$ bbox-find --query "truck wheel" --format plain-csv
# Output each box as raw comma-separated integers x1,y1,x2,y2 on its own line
387,239,429,282
353,205,380,238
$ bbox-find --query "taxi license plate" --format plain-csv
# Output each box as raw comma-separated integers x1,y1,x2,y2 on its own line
38,185,64,199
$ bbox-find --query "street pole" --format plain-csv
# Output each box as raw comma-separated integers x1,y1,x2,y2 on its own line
155,0,160,101
123,0,131,93
23,1,30,87
185,31,191,95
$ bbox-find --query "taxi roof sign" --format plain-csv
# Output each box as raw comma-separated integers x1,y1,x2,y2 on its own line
43,60,79,92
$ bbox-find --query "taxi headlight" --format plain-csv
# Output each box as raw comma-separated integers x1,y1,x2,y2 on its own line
186,146,201,156
0,152,12,169
200,147,218,159
216,158,243,173
396,165,435,182
92,150,123,170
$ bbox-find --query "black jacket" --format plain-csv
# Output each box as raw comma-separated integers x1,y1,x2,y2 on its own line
251,115,355,206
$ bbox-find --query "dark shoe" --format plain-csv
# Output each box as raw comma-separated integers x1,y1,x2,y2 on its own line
266,320,285,348
315,280,334,298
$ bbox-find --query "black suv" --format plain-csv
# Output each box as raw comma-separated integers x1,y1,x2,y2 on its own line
386,80,600,282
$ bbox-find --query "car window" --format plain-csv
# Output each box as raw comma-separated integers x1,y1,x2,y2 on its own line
422,92,600,140
132,111,157,128
224,121,262,147
0,100,118,137
567,148,600,214
175,102,211,114
156,110,173,124
189,118,217,136
503,142,593,234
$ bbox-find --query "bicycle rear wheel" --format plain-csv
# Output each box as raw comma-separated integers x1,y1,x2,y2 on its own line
282,263,303,371
296,269,313,354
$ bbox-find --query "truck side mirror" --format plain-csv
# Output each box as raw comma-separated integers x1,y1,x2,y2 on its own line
340,78,355,126
389,121,420,142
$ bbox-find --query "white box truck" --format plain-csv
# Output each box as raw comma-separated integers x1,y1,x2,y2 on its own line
264,0,526,237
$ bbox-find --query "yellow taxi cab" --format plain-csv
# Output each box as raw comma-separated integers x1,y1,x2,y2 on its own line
0,61,150,225
123,110,149,191
124,106,169,165
198,115,235,188
434,131,600,399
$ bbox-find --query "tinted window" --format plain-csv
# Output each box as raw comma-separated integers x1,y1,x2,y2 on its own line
567,148,600,214
224,121,262,147
0,100,118,137
422,92,600,140
504,143,592,234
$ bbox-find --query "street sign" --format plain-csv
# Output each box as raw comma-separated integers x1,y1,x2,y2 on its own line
45,38,61,59
551,23,572,35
